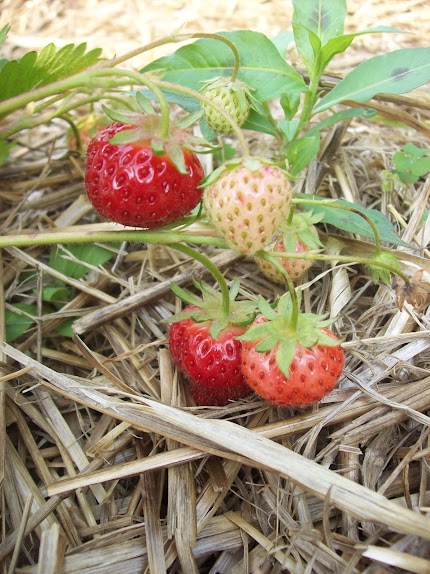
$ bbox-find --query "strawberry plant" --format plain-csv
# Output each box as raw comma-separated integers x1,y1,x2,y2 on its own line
1,0,430,410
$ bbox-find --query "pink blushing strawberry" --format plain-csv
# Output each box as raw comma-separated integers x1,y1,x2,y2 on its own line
203,158,293,256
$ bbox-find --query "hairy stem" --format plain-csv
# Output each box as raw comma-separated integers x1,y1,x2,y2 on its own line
293,198,383,254
255,250,299,329
171,244,231,317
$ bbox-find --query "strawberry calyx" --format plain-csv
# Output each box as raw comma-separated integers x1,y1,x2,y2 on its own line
199,156,289,189
100,105,214,175
366,250,402,285
237,292,342,377
279,211,324,254
166,279,257,340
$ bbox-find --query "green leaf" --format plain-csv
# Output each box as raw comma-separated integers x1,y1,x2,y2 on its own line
5,303,37,343
293,0,346,45
279,118,300,141
49,244,116,281
280,91,302,122
0,24,10,48
286,134,320,175
242,108,279,136
141,30,306,102
320,27,403,70
0,139,14,164
56,318,74,338
0,42,102,105
296,195,411,247
42,286,70,304
314,47,430,113
292,24,321,71
392,145,430,184
271,30,295,57
305,107,375,136
402,143,430,158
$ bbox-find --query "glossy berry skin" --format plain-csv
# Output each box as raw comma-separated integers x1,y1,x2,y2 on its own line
169,308,252,406
85,123,205,228
241,317,344,407
204,163,293,256
256,231,316,284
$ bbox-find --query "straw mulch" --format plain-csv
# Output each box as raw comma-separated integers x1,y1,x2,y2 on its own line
1,1,430,573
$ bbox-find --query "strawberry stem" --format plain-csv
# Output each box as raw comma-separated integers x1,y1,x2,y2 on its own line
158,80,250,157
0,227,228,249
267,249,411,285
256,250,299,330
171,244,231,317
102,32,241,83
293,198,383,255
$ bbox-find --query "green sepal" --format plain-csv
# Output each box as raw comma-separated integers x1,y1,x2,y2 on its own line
257,295,278,320
366,250,401,284
169,282,202,307
177,110,204,129
109,128,146,145
136,92,156,114
165,143,187,174
276,340,296,377
101,105,145,125
165,280,257,337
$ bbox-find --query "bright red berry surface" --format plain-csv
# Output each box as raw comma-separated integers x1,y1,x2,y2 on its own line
168,308,252,406
85,123,205,228
241,317,344,407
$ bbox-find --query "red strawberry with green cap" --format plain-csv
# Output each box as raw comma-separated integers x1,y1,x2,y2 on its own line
85,112,206,229
238,293,344,407
256,211,324,283
201,77,252,134
166,280,257,406
202,158,293,256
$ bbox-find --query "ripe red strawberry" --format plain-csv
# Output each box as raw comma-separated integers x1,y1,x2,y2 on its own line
203,159,293,255
256,212,324,284
238,295,344,407
169,313,251,406
201,77,252,134
167,281,256,406
85,122,204,228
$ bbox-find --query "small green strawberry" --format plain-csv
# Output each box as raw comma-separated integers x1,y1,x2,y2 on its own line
256,212,324,284
201,77,252,134
202,158,293,256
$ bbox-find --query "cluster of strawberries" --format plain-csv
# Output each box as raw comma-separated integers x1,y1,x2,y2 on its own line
84,79,345,408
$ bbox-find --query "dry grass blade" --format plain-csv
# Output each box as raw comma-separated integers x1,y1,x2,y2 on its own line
4,343,430,546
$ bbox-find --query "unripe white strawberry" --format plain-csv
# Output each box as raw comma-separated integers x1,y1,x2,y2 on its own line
201,77,251,134
203,159,293,256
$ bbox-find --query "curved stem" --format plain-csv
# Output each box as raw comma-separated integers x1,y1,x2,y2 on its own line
256,250,299,330
190,33,241,82
102,32,241,82
293,198,383,254
267,249,410,285
158,80,250,157
171,243,231,317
